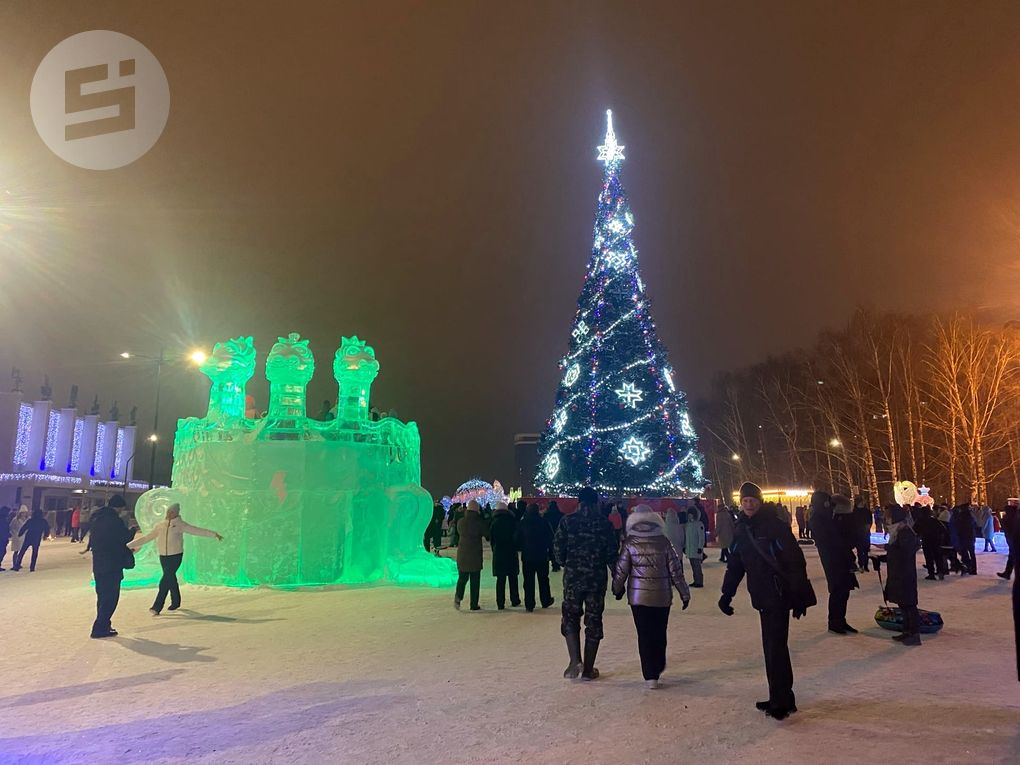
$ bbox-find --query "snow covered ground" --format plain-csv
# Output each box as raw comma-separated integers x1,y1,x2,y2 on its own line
0,539,1016,765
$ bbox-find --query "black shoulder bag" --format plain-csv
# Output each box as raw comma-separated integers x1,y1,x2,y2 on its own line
743,527,815,611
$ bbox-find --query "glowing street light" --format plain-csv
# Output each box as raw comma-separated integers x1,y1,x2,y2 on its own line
189,349,208,365
731,453,741,461
120,352,132,359
829,438,842,448
148,433,158,443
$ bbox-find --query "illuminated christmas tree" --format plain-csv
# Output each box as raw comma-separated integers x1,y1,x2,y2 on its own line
536,110,705,497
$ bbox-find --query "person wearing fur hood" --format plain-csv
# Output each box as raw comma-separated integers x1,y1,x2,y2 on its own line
612,505,691,689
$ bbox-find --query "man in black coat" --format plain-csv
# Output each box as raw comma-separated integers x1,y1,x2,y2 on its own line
852,495,873,572
998,502,1018,580
515,502,555,612
544,501,564,571
489,502,521,609
883,505,921,645
89,495,137,638
915,507,949,580
554,487,619,681
808,491,860,634
720,482,816,720
12,508,50,572
951,503,978,576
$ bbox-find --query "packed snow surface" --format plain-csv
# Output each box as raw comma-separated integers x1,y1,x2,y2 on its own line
0,540,1016,764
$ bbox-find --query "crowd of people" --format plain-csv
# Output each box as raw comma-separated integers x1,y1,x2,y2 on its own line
428,482,1018,720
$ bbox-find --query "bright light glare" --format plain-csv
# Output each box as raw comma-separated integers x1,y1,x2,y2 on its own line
189,350,208,365
148,434,158,442
829,438,842,448
120,352,131,359
731,453,741,461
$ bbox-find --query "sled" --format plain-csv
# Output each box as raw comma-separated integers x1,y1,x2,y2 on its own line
874,606,944,634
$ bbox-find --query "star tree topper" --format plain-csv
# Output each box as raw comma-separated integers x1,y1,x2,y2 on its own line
597,109,625,165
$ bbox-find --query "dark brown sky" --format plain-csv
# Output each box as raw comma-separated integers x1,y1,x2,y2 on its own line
3,2,1020,493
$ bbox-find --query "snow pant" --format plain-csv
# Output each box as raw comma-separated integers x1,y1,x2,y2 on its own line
15,539,40,571
719,546,729,563
631,604,670,680
495,573,520,608
522,558,553,610
945,546,961,572
855,536,871,570
92,571,122,636
455,571,480,608
153,553,184,612
561,587,606,642
958,543,977,575
689,557,704,587
921,541,947,578
1003,540,1014,578
758,608,795,710
984,535,997,552
827,588,850,631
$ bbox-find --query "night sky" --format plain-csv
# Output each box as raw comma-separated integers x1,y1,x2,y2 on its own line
3,2,1020,493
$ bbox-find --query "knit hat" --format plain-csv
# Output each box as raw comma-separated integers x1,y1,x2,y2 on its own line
889,505,907,524
831,494,853,514
109,494,127,508
739,482,763,502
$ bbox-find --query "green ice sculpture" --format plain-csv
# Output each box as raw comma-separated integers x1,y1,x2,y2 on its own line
126,333,456,588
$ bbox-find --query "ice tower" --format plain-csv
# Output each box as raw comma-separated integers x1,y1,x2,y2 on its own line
127,333,456,588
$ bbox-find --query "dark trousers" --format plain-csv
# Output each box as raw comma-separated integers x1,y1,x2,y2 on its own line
15,540,40,571
0,539,7,567
561,588,606,642
631,604,671,680
496,573,520,608
855,536,871,570
153,553,184,612
921,541,947,578
759,609,795,710
92,571,122,635
958,543,977,575
522,559,553,610
455,571,480,608
719,547,729,563
70,526,80,542
900,604,920,636
946,546,961,572
827,588,850,630
1003,540,1014,578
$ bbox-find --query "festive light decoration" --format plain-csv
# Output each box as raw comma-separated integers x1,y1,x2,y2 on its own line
13,404,31,466
619,435,652,466
42,410,59,471
112,428,125,479
614,381,644,409
536,111,705,497
92,426,105,477
69,417,84,473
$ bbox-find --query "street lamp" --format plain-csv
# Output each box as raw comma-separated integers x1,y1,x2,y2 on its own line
189,349,208,365
829,438,842,448
148,433,158,443
731,453,741,461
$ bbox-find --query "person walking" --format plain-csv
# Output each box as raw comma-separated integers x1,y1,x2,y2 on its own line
612,504,691,689
998,502,1018,580
795,506,806,540
554,487,619,681
128,502,223,615
88,495,137,638
873,506,885,536
882,505,922,646
808,492,860,634
715,505,736,563
545,501,564,571
69,507,82,543
454,500,487,610
12,508,50,572
951,503,978,575
489,501,521,609
515,502,555,611
607,504,624,542
424,502,444,554
915,507,948,580
979,505,997,553
0,506,11,571
683,507,705,587
719,482,816,720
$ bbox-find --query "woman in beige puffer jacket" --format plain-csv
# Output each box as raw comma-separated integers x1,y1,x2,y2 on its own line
612,505,691,688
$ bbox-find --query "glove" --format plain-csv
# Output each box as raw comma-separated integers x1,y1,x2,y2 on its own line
682,599,690,611
792,606,807,619
614,591,624,601
718,595,734,616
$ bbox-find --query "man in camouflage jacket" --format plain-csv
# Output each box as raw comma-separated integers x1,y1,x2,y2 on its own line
554,487,619,680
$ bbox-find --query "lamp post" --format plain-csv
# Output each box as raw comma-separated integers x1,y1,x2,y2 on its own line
120,347,205,490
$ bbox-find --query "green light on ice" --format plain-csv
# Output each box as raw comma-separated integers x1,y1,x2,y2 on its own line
126,334,456,589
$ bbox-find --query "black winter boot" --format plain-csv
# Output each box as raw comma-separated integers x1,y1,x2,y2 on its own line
581,638,600,680
563,633,583,679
